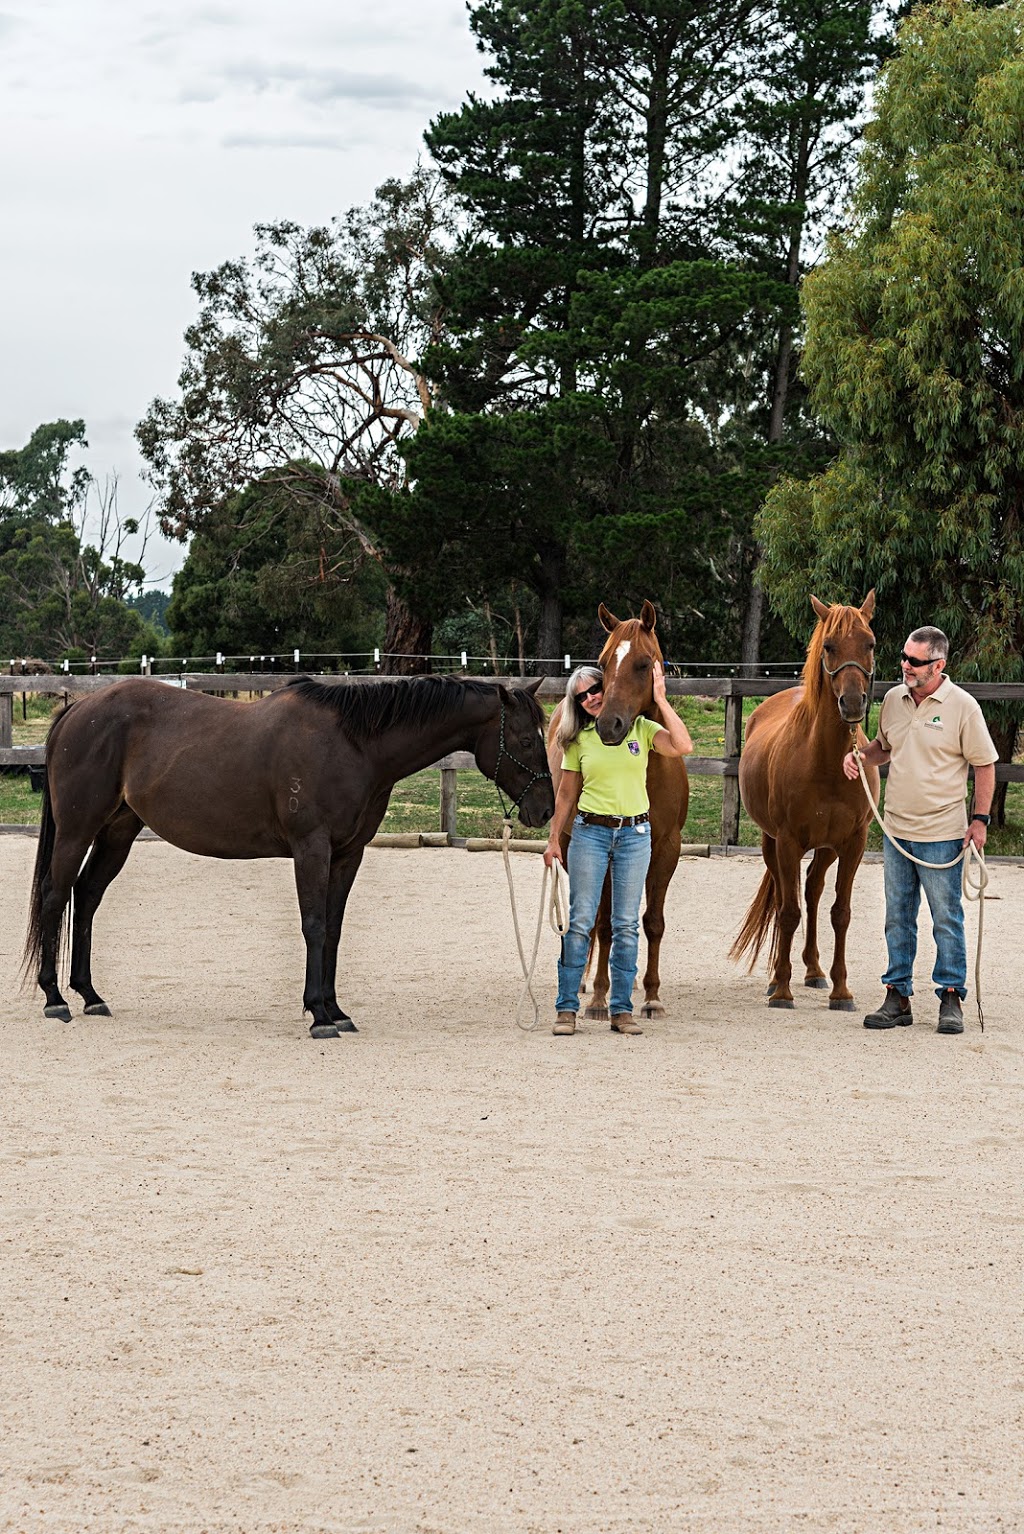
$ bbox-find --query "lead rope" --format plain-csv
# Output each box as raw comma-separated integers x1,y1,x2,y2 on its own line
501,819,570,1031
852,742,989,1029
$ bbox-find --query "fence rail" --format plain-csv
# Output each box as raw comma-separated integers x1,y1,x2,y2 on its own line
3,672,1023,843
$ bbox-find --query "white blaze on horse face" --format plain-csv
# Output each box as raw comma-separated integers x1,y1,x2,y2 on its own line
614,640,631,666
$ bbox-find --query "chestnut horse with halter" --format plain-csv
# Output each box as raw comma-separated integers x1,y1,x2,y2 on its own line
25,675,554,1039
730,592,879,1009
548,601,689,1019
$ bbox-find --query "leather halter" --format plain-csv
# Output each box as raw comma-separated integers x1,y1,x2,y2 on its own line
821,656,874,685
492,697,550,820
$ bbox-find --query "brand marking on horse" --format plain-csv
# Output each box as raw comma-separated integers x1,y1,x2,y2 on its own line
289,776,302,813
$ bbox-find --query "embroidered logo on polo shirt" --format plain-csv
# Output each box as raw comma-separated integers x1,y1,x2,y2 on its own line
925,714,943,729
628,740,640,755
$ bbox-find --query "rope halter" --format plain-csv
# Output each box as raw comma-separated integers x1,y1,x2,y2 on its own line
492,696,550,822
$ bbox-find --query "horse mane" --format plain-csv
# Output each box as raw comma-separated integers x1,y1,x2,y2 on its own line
286,674,543,742
799,604,865,716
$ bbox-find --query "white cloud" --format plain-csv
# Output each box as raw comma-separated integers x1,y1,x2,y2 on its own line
0,0,487,586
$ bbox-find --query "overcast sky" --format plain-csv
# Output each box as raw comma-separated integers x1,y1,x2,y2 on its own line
0,0,486,588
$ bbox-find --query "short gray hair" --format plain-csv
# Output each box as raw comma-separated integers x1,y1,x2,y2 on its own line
556,665,603,751
907,626,949,660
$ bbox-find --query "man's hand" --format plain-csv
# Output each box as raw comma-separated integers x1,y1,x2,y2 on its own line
964,820,988,852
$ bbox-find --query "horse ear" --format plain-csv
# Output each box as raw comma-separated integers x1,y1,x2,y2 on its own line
810,595,831,621
598,603,619,633
640,600,657,631
524,677,544,696
860,589,876,621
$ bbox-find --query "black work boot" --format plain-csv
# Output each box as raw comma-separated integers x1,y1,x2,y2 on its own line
937,989,964,1034
863,987,913,1030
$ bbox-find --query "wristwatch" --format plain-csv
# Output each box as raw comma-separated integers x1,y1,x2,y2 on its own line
970,813,991,826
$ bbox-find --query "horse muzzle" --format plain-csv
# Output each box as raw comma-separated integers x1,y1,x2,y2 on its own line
596,713,631,747
518,782,556,828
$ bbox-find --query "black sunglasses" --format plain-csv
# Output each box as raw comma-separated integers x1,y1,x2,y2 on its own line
899,651,938,669
577,681,603,700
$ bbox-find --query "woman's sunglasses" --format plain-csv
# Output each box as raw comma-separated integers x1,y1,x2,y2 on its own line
577,681,603,700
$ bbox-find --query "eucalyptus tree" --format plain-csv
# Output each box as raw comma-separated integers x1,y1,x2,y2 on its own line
758,0,1024,807
137,169,453,667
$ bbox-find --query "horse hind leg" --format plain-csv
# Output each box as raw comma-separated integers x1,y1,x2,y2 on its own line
69,807,144,1016
639,829,681,1019
802,848,837,990
36,832,96,1020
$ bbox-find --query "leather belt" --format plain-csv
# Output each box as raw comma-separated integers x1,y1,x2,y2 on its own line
578,811,650,828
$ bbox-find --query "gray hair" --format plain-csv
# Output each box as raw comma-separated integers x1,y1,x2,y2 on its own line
555,665,603,752
907,626,949,660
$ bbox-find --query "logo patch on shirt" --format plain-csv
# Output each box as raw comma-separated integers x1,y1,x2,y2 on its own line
925,715,943,729
628,740,640,755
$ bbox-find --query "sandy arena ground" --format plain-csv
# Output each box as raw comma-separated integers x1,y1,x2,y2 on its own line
1,833,1022,1534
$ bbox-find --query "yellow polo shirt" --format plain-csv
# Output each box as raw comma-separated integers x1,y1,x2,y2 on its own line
561,717,661,817
876,678,998,840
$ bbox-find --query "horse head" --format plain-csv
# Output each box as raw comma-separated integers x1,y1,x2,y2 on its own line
809,591,876,726
595,600,663,746
476,678,555,829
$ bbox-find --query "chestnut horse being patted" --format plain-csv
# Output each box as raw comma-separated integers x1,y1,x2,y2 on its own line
548,601,689,1019
730,592,879,1010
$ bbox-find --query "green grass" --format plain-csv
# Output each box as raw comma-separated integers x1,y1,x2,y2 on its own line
6,692,1024,856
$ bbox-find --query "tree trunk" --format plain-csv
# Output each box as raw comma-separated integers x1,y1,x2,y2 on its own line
985,717,1019,827
740,581,765,676
381,588,432,674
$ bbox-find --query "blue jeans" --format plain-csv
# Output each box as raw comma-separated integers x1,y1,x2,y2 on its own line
556,817,652,1017
882,838,966,999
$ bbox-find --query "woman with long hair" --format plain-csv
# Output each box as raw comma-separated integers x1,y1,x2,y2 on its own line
543,661,692,1036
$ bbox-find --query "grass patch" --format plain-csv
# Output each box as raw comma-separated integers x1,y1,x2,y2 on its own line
6,691,1024,856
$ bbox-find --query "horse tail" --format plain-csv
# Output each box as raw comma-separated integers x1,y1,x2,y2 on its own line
22,706,73,985
729,866,780,974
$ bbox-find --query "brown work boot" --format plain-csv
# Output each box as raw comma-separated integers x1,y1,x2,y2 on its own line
937,990,964,1035
863,988,913,1029
610,1014,643,1035
552,1012,577,1036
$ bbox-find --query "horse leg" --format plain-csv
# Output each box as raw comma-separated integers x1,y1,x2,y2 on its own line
583,873,612,1020
639,827,681,1018
767,835,803,1008
292,835,337,1039
801,847,837,990
320,849,365,1033
827,835,867,1011
69,806,144,1015
37,830,97,1020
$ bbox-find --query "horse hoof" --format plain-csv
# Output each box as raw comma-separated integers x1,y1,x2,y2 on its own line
768,997,794,1009
765,983,777,998
829,999,855,1012
804,977,828,990
310,1023,341,1039
640,1003,665,1019
44,1004,72,1022
583,1005,609,1021
84,1003,111,1016
335,1018,358,1033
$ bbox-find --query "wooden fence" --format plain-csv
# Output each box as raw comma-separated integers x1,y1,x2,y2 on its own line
3,672,1023,844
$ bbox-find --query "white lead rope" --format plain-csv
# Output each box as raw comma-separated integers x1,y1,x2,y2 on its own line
853,746,989,1029
501,820,570,1031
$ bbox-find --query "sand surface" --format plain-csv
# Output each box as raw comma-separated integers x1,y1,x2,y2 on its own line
1,835,1022,1534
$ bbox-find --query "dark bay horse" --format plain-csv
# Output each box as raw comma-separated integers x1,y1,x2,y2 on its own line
25,675,554,1038
548,601,689,1019
730,592,879,1010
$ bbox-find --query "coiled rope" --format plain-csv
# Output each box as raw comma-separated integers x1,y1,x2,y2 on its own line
501,820,570,1031
853,745,989,1029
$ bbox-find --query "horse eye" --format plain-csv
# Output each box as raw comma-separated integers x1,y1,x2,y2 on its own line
823,642,834,653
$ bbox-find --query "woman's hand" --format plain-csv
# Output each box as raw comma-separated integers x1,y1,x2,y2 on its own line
543,838,564,869
652,660,668,704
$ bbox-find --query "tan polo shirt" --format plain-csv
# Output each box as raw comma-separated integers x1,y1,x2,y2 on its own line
876,677,998,840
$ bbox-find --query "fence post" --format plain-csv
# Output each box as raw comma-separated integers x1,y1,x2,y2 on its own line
721,683,743,845
440,766,458,838
0,691,12,750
